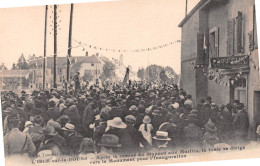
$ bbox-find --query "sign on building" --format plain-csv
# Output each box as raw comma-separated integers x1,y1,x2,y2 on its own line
210,55,249,69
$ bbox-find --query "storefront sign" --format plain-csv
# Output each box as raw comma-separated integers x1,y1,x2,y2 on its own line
211,55,249,69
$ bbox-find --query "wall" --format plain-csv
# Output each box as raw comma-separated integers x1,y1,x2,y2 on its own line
206,2,231,105
79,62,104,79
181,11,200,102
228,0,259,139
248,49,260,139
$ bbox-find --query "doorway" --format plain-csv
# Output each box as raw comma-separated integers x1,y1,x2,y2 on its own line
254,91,260,128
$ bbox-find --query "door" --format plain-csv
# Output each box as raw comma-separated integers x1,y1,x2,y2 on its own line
254,91,260,127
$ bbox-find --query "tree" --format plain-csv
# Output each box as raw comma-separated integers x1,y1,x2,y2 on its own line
100,58,116,82
137,68,145,81
162,66,179,84
159,69,168,82
17,53,29,69
12,63,17,70
145,64,164,82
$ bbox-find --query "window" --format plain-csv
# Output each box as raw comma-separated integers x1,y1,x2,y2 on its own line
209,27,219,57
249,5,258,51
227,18,235,56
91,63,94,66
84,70,91,74
60,77,62,82
235,11,243,54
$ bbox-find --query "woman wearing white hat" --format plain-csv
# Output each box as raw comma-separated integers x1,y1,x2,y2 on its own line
105,117,126,137
139,116,153,146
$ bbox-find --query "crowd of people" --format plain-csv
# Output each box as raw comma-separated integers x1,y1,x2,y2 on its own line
1,80,253,162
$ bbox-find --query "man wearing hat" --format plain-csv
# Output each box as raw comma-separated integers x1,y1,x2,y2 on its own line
233,103,249,144
44,101,60,124
203,119,219,147
117,115,149,153
152,131,171,150
39,125,67,155
151,109,164,132
83,96,95,128
62,123,83,155
183,115,203,148
98,134,121,155
93,112,110,153
4,117,36,157
73,72,81,94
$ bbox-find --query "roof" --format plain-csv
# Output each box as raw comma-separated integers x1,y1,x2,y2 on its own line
178,0,230,27
28,55,102,70
0,70,29,78
178,0,209,27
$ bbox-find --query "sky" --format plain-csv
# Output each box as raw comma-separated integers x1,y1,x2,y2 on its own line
0,0,201,74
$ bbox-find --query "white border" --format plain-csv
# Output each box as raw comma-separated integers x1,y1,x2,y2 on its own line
0,0,259,166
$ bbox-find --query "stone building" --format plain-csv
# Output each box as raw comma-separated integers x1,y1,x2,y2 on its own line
28,55,103,89
179,0,259,139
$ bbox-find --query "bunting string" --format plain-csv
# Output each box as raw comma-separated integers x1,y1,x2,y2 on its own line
72,39,181,53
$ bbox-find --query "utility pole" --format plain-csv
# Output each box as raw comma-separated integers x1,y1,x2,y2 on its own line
53,4,57,88
67,3,74,82
185,0,188,16
43,5,48,90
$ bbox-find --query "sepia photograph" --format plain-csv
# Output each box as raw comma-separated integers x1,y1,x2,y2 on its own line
0,0,260,166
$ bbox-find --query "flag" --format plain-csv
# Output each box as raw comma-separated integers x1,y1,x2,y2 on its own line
25,73,29,79
68,57,71,65
203,33,207,51
202,31,209,65
123,67,130,85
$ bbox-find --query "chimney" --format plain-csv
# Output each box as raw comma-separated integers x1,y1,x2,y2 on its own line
85,51,88,57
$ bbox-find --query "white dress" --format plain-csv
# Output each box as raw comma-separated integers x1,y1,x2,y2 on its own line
139,123,153,146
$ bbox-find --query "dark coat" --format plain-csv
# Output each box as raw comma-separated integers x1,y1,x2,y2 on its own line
183,123,203,148
44,107,60,122
233,110,249,135
151,115,164,133
83,103,95,126
93,122,107,144
66,133,83,155
200,104,212,125
40,134,67,155
118,125,149,152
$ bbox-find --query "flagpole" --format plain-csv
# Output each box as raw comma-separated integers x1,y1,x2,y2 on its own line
53,4,57,89
43,5,48,90
185,0,188,16
67,3,74,83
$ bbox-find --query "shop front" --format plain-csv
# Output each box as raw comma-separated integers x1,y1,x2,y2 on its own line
211,55,249,106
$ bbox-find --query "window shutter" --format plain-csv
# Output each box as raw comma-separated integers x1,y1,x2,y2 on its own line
197,33,204,65
215,28,219,57
227,19,234,56
253,5,258,49
236,11,243,53
249,31,254,51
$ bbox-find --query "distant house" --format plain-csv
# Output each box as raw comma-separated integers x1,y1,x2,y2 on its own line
28,55,104,89
0,70,29,91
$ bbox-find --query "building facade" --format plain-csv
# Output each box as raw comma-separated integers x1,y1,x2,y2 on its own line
28,55,104,89
179,0,259,139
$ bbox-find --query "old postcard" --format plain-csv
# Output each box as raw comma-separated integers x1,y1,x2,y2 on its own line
0,0,260,166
